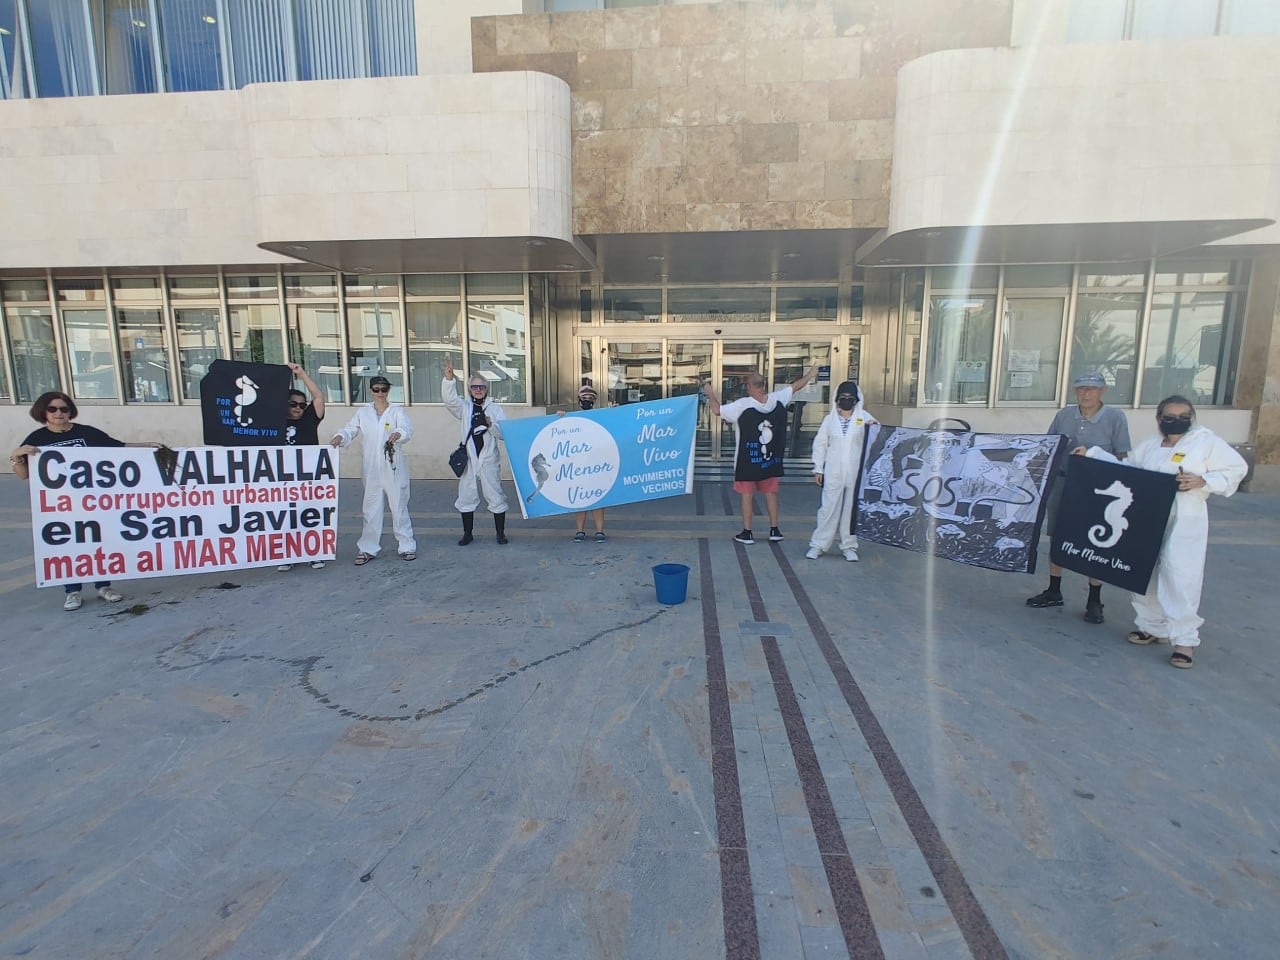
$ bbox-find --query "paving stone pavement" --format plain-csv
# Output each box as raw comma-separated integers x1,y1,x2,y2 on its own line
0,475,1278,960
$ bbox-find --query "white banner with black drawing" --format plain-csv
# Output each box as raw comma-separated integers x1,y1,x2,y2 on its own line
854,424,1067,574
1049,455,1177,594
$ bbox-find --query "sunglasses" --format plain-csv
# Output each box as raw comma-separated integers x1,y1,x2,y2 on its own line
370,386,389,394
469,384,488,391
1160,414,1193,423
46,405,70,413
288,400,307,408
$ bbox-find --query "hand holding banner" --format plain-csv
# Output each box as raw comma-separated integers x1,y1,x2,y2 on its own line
1050,455,1177,593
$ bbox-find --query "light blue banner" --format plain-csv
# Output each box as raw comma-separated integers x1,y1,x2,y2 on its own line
504,395,699,519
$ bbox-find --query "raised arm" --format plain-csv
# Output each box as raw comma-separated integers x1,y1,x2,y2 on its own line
441,356,464,419
790,364,820,394
288,362,325,420
701,380,722,417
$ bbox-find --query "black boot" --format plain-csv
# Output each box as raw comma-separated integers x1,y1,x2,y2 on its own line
495,511,508,545
458,511,474,546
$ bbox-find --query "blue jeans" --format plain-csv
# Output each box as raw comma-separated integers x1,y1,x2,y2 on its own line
64,582,109,594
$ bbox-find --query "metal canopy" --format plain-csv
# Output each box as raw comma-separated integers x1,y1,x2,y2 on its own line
856,219,1276,267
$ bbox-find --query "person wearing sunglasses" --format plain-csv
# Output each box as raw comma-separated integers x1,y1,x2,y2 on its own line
279,361,328,571
9,391,149,610
1085,395,1246,670
805,380,876,562
329,375,417,564
442,356,509,545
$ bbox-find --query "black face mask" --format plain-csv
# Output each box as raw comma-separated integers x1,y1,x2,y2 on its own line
579,398,595,410
836,396,856,411
1158,416,1193,436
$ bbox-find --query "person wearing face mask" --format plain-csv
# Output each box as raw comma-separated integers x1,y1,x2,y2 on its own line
443,357,509,545
1086,395,1245,669
805,380,877,561
569,381,607,542
329,375,416,564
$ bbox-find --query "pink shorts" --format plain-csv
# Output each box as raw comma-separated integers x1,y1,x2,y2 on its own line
733,477,780,495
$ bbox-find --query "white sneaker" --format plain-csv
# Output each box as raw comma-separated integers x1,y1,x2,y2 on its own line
97,586,123,603
309,561,326,570
843,548,859,562
804,547,821,560
63,592,83,611
277,564,293,572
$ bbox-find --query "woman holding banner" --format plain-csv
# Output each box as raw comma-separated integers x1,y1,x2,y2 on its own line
1090,396,1246,669
9,391,148,610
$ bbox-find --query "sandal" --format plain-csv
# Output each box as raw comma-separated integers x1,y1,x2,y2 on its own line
1127,630,1167,646
354,552,375,566
1170,651,1194,669
400,552,416,561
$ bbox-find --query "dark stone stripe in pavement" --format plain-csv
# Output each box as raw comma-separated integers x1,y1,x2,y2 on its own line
769,541,1010,960
720,482,734,517
762,635,887,960
734,541,769,623
698,537,762,960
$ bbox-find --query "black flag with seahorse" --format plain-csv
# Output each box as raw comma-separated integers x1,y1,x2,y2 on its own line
1050,455,1177,593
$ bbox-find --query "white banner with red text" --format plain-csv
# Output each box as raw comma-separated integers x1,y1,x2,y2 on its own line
28,445,340,587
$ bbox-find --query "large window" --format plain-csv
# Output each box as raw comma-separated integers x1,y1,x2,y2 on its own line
5,307,60,402
1071,266,1145,405
174,307,222,401
229,304,284,366
999,298,1065,402
63,309,118,400
915,260,1246,409
117,307,171,402
668,287,770,324
2,0,416,98
1067,0,1280,41
158,0,224,93
346,301,402,402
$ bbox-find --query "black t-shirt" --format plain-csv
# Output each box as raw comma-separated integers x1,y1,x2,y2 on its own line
285,404,323,445
734,404,789,482
22,423,125,450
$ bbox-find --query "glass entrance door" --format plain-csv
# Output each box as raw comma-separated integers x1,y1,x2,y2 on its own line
595,335,840,463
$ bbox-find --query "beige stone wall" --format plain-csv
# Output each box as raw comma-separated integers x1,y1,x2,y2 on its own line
472,1,1012,236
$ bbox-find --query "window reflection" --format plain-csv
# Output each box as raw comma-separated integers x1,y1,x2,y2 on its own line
346,302,403,402
467,302,526,403
6,307,60,401
63,309,119,400
157,0,224,92
174,307,222,400
1070,292,1141,404
117,307,171,402
926,295,995,404
229,304,284,365
407,301,461,404
287,304,343,402
1142,291,1238,406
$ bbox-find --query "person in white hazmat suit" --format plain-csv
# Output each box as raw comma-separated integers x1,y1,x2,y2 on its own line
805,380,877,562
443,357,510,545
1086,395,1246,669
329,375,417,564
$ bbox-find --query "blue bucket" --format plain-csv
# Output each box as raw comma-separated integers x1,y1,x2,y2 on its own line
653,563,690,605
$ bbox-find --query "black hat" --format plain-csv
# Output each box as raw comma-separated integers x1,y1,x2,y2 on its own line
835,380,860,403
369,375,391,389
